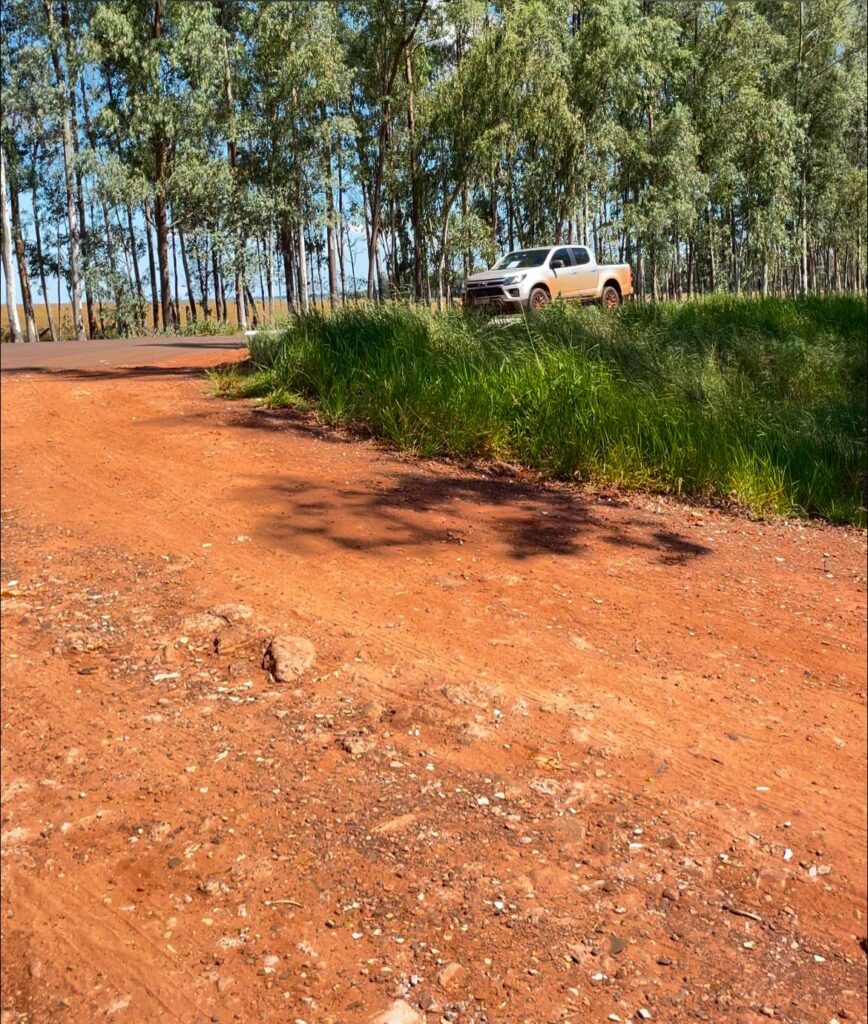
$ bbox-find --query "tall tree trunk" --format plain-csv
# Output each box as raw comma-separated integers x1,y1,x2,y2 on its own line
0,146,23,343
337,151,347,302
153,166,172,328
345,221,357,298
406,48,423,300
126,207,144,305
79,77,121,321
171,221,181,323
60,0,97,339
178,227,197,322
324,141,339,310
297,222,308,313
152,0,174,330
265,226,274,320
315,232,325,307
279,217,296,310
491,167,499,250
221,13,246,332
389,197,399,295
212,246,224,322
44,0,85,340
198,244,210,319
143,202,159,328
31,178,57,341
244,285,259,327
686,238,694,298
7,169,39,343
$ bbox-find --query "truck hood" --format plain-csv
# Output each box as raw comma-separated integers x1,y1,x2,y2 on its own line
464,268,519,283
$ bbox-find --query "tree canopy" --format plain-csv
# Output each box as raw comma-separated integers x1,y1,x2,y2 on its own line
2,0,866,340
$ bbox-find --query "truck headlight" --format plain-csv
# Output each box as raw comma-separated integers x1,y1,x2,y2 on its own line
502,273,526,285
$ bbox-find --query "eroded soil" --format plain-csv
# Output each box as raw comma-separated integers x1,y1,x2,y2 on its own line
1,353,866,1024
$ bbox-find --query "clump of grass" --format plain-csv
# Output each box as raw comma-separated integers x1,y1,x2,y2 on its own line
220,295,866,525
206,364,277,399
175,317,238,337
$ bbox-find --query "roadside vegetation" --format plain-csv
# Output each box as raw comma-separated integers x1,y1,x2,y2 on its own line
210,295,867,527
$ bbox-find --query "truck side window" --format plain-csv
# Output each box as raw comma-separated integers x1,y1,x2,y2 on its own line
551,248,572,267
571,247,591,265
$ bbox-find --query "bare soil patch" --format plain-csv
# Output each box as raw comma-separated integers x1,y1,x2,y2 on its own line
2,356,865,1023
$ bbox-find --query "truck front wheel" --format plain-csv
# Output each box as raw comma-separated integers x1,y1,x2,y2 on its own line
600,284,621,309
528,287,551,312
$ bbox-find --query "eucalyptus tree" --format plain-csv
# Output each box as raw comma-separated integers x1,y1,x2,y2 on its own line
91,0,224,330
242,0,351,313
344,0,432,299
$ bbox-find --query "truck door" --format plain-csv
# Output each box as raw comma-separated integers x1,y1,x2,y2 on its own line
548,247,577,298
570,247,599,296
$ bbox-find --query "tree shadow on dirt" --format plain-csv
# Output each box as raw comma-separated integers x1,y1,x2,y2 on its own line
240,466,711,564
129,401,713,564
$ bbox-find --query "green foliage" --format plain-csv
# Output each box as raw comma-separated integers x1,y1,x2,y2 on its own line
3,0,866,341
230,296,866,525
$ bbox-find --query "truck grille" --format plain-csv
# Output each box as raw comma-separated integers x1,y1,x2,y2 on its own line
467,286,505,298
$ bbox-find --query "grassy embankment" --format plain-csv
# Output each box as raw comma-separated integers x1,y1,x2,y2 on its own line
210,296,867,526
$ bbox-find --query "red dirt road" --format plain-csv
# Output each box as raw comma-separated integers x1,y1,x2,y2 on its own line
1,348,866,1024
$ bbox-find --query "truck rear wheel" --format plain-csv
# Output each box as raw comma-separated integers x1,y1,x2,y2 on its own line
528,287,550,312
601,284,621,309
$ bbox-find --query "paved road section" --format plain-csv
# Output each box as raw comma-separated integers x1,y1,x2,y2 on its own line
0,335,246,373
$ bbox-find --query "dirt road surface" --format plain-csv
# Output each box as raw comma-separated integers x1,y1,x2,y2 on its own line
1,342,866,1024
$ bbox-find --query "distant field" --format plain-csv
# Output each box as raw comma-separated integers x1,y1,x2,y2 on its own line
0,297,321,341
213,295,868,526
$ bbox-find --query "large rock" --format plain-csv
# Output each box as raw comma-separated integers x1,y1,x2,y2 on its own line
261,636,315,681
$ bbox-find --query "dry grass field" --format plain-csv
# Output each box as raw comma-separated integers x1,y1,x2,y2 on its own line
0,297,318,340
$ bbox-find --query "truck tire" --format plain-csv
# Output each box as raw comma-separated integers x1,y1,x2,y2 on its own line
600,284,621,309
528,287,551,312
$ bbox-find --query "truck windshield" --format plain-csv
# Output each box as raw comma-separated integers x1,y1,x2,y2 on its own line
493,249,549,270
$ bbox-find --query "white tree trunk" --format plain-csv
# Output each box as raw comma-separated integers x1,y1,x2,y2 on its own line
298,224,308,312
0,147,23,343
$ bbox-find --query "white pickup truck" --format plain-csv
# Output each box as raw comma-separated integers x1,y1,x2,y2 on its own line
462,245,634,313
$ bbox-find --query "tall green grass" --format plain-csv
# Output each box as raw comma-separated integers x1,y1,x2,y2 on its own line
233,295,867,525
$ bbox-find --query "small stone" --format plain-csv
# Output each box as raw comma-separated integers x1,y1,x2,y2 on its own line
662,887,680,901
656,956,672,966
340,732,376,755
608,935,626,956
436,962,466,990
638,1011,652,1021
